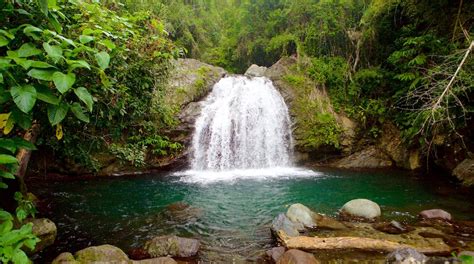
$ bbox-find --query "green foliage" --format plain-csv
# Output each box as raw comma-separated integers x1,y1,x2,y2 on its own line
0,210,38,264
300,112,342,149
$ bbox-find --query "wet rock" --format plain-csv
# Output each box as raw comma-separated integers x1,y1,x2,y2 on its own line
245,64,268,77
313,214,347,230
271,213,303,238
144,235,200,258
332,146,393,169
74,244,129,263
277,249,319,264
419,209,452,221
453,159,474,186
52,252,78,264
28,218,57,253
340,198,381,220
386,248,428,264
132,257,178,264
266,247,286,263
373,221,414,234
286,203,316,228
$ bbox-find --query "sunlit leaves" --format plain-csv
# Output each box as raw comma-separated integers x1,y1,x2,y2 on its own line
55,124,63,140
10,85,37,113
27,69,54,81
52,72,75,93
0,155,17,164
79,35,94,44
74,87,93,112
43,43,63,62
95,51,110,70
17,43,42,58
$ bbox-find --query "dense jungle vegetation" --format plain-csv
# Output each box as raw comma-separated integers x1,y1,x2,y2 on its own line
0,0,472,262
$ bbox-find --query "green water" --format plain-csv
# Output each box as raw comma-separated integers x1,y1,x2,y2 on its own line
31,168,474,262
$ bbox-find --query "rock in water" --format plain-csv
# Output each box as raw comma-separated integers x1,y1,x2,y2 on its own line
52,252,78,264
286,203,317,228
132,257,178,264
74,245,129,263
144,235,200,258
277,249,320,264
29,218,57,253
419,209,452,221
245,64,267,77
271,213,303,238
266,247,286,263
385,248,428,264
340,199,381,220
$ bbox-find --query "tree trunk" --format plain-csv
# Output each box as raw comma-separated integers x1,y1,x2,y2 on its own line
16,124,40,194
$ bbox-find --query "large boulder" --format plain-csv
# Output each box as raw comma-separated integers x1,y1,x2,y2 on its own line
28,218,57,253
385,248,428,264
286,203,317,228
277,249,320,264
331,146,393,169
340,199,381,220
266,247,286,263
453,159,474,186
245,64,268,77
271,213,302,238
419,209,452,221
74,245,129,263
378,123,421,170
52,252,79,264
143,235,200,258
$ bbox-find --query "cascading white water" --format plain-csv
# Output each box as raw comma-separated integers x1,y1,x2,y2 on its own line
191,76,293,170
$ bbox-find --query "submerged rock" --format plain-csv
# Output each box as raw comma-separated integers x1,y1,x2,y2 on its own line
286,203,317,228
266,247,286,263
385,248,428,264
271,213,303,238
373,221,414,234
277,249,320,264
28,218,57,253
144,235,200,258
340,198,381,220
419,209,452,221
132,257,178,264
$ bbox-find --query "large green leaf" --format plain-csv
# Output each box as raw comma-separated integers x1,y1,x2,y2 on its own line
71,103,90,123
74,87,94,112
47,102,68,126
36,86,59,105
0,138,16,153
43,43,62,62
11,108,32,130
27,69,54,81
0,154,17,164
10,85,37,113
67,60,91,70
12,137,37,150
17,43,42,58
79,35,94,44
30,61,55,69
52,72,75,93
95,51,110,70
0,35,9,47
38,0,49,15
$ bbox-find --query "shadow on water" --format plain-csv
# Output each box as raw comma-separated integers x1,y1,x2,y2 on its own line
28,168,474,262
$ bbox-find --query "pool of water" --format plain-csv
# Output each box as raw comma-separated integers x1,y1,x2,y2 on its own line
30,167,474,262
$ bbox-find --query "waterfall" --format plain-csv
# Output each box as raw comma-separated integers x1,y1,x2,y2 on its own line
191,76,293,170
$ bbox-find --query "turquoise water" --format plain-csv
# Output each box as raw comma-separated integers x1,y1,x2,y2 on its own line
31,168,474,262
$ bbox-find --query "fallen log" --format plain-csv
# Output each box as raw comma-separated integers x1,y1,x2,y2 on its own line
278,231,451,255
